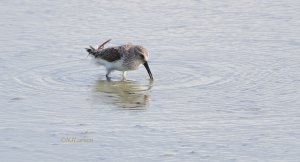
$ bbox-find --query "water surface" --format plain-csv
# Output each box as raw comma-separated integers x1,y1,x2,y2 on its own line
1,0,300,161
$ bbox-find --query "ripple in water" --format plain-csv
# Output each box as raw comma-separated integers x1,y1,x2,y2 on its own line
13,59,240,92
149,60,239,90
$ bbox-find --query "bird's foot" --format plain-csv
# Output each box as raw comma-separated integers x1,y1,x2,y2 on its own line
106,73,112,81
121,76,127,81
106,76,112,81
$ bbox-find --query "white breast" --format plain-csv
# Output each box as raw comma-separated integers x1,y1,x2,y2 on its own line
94,58,124,71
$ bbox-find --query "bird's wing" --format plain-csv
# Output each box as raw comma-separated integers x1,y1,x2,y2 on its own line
96,47,122,62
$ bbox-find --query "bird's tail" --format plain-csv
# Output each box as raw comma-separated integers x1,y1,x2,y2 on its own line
85,45,98,58
85,39,111,58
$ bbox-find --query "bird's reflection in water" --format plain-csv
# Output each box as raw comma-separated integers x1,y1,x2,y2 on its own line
92,78,153,109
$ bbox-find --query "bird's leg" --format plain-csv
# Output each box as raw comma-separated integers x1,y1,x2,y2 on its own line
122,71,127,81
106,70,111,78
122,71,127,77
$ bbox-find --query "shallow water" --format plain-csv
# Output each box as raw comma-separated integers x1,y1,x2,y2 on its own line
1,0,300,161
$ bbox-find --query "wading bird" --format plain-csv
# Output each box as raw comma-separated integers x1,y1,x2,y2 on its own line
86,39,153,80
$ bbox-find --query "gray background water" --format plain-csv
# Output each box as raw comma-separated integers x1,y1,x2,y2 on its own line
1,0,300,161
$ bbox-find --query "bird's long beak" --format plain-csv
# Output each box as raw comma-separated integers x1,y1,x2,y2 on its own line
143,61,153,80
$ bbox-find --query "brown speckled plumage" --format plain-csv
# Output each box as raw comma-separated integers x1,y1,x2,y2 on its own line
86,39,153,80
93,47,121,62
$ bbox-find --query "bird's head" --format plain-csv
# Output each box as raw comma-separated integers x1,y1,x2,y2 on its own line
134,46,149,62
134,46,153,80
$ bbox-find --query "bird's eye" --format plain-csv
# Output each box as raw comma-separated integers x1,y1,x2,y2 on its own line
141,55,144,59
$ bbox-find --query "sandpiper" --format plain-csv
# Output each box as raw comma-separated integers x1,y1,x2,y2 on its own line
86,39,153,80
